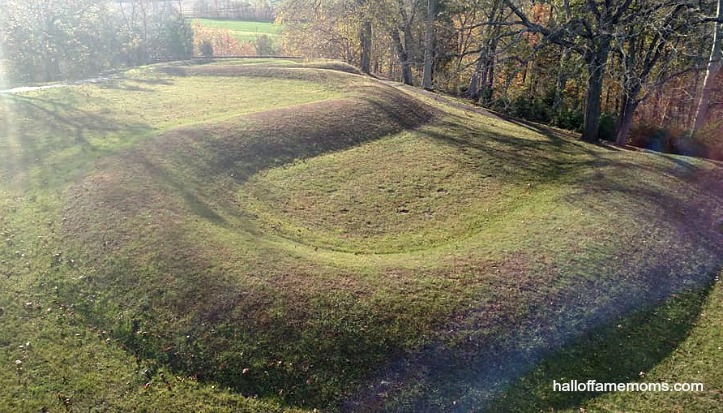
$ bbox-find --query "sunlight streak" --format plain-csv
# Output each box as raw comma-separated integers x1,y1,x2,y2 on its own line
0,40,20,183
0,37,6,90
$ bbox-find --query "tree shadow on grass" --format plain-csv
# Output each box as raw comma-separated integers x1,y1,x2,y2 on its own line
485,281,716,412
8,94,122,145
417,115,617,186
135,152,228,226
98,74,176,92
0,93,151,187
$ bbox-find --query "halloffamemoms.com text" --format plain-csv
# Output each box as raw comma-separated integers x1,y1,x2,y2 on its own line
553,380,704,392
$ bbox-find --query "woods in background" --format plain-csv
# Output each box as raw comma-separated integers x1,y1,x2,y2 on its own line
0,0,194,83
279,0,722,158
1,0,719,158
190,0,277,21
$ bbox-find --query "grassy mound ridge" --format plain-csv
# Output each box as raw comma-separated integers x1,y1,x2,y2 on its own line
59,75,437,407
2,60,721,412
161,60,364,79
2,62,361,411
63,81,435,251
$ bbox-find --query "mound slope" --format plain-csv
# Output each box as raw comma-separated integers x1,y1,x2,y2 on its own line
53,62,723,411
64,80,435,251
61,70,441,407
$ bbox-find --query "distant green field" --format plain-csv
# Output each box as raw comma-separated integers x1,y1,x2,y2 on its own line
194,18,281,42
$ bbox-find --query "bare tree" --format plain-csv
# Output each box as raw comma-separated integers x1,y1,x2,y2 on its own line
388,0,421,85
504,0,635,143
465,0,506,103
422,0,438,89
613,1,698,146
692,0,723,133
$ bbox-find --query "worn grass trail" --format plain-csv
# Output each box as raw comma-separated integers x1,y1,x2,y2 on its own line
0,59,721,412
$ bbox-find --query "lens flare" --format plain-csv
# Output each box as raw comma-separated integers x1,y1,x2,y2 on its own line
0,38,19,181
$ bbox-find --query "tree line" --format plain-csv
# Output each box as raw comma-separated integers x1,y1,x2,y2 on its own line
0,0,194,84
189,0,277,21
279,0,722,157
2,0,719,157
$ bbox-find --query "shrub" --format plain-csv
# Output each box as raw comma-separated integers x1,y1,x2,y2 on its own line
254,34,277,56
199,40,214,57
508,94,552,123
554,109,584,131
684,122,723,160
629,123,667,151
530,98,553,123
478,86,494,105
490,96,511,112
510,95,533,119
598,113,617,142
627,123,710,157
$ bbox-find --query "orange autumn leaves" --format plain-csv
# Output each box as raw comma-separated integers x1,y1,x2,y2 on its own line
192,21,255,56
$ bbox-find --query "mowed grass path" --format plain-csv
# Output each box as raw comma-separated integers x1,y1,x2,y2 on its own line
194,19,281,42
1,59,721,412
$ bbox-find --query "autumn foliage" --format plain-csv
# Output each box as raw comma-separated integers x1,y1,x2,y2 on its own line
192,21,255,56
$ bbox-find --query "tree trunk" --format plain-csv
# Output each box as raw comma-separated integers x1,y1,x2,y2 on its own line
467,0,501,102
616,111,634,147
466,36,497,102
582,60,604,142
466,56,484,99
581,41,611,143
692,0,722,133
615,95,639,146
391,29,413,85
553,49,570,111
422,0,437,90
479,34,498,105
360,20,372,74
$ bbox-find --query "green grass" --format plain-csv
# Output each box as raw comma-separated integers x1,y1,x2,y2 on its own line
194,19,281,42
240,131,516,253
574,275,723,412
1,59,721,412
0,64,341,191
487,274,723,413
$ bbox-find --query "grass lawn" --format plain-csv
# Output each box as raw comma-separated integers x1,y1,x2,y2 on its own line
564,274,723,412
194,19,281,42
0,59,721,412
487,273,723,412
